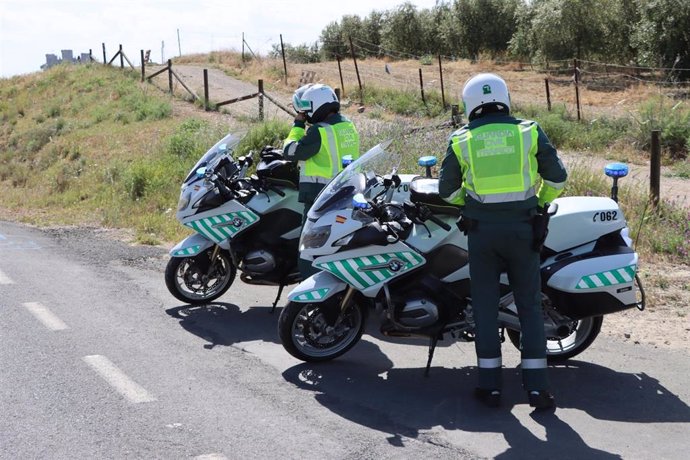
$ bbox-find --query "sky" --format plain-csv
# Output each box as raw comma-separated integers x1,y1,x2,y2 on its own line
0,0,440,78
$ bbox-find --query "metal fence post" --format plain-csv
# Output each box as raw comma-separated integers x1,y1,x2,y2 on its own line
545,77,551,111
418,68,426,106
119,44,124,68
280,34,288,85
574,58,581,121
102,43,106,66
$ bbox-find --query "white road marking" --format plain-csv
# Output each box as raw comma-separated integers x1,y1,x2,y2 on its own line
195,454,228,460
83,355,156,404
0,269,14,284
23,302,68,331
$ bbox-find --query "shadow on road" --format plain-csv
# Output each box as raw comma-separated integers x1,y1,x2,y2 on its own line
165,303,281,349
282,339,690,459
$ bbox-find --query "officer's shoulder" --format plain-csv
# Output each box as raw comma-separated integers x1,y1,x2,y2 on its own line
449,124,470,139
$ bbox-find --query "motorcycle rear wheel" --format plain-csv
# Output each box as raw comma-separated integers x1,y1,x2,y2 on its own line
507,316,603,362
278,299,365,362
164,251,236,304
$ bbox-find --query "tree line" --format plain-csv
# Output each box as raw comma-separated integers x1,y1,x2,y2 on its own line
273,0,690,79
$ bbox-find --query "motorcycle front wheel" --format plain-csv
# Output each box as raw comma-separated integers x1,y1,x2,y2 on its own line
278,299,366,362
507,316,603,362
164,250,236,304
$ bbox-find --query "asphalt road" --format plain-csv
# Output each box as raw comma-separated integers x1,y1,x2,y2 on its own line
1,220,689,459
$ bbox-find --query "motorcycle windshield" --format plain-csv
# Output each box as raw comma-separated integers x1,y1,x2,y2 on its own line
183,133,242,184
308,140,398,220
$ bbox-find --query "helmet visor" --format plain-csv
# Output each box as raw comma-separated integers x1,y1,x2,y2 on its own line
292,95,312,112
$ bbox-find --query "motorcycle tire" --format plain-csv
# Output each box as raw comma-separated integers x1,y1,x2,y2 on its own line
164,251,236,305
507,315,603,363
278,299,366,362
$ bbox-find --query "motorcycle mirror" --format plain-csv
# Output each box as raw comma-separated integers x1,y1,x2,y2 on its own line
196,167,207,178
391,174,401,188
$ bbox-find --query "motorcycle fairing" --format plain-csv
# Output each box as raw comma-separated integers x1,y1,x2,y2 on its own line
182,200,259,244
288,271,348,302
246,187,302,216
313,241,426,298
169,232,215,257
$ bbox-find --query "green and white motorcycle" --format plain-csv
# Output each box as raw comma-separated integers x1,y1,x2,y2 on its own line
278,142,645,372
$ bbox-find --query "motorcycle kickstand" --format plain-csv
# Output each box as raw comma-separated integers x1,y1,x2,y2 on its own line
424,334,441,378
270,280,287,314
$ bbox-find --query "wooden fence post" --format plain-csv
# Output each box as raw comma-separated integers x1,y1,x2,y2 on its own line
102,43,106,66
280,34,288,85
89,49,93,62
438,54,446,109
451,104,461,127
650,129,661,208
336,55,345,97
140,50,145,82
545,77,551,111
241,32,245,63
348,36,363,103
168,59,173,94
203,69,209,111
418,68,426,106
119,44,124,68
574,58,581,121
258,79,264,121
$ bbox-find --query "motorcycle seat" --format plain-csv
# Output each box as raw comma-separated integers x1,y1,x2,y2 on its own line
409,177,462,217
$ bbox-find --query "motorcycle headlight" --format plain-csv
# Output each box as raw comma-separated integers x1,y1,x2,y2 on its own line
177,190,191,211
301,225,332,250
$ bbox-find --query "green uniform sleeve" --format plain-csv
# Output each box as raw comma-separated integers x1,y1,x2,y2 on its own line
438,139,466,206
283,121,321,161
535,124,568,207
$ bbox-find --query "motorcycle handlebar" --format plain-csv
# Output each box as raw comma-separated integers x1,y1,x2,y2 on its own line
428,214,451,231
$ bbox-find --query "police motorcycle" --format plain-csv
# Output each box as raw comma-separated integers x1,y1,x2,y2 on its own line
166,133,421,309
165,133,305,308
278,141,645,372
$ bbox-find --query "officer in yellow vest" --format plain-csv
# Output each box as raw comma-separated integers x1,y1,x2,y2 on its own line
283,83,360,277
439,73,567,410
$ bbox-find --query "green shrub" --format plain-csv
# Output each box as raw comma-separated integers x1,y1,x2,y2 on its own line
236,119,291,156
631,97,690,159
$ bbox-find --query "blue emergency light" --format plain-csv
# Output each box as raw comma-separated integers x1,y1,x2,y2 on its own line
418,156,437,178
342,155,354,167
605,162,629,178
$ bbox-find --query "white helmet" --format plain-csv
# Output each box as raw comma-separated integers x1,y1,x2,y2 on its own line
292,83,313,113
295,84,340,123
462,73,510,120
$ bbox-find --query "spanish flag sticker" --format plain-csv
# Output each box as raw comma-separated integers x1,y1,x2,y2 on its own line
335,215,347,224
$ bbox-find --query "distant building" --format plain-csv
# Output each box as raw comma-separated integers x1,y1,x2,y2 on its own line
41,49,91,70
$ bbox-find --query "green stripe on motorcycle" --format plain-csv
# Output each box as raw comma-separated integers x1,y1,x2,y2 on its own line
576,264,637,290
173,245,201,256
294,288,330,302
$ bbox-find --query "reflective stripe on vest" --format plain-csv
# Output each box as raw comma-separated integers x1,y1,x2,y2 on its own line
521,358,547,369
451,121,538,204
478,357,502,368
300,121,359,184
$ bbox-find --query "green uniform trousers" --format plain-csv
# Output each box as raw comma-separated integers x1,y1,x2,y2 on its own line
467,220,549,391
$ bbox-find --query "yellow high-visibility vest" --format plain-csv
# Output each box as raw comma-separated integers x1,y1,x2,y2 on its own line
301,121,359,184
450,121,539,203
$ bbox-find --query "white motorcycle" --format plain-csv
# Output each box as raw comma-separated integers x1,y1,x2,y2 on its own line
278,142,645,372
166,134,305,308
166,134,420,309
